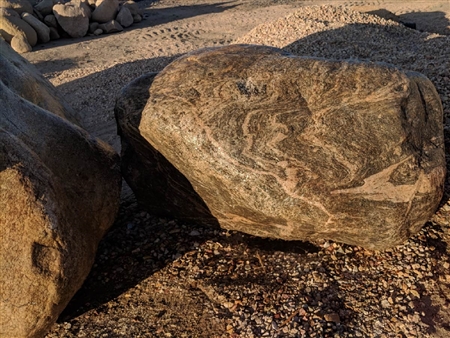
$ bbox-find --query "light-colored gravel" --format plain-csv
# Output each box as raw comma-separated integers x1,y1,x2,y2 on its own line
236,5,450,127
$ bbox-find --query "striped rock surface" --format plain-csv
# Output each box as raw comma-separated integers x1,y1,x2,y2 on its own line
118,44,445,250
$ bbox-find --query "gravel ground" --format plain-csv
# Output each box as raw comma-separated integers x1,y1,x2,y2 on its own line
34,2,450,337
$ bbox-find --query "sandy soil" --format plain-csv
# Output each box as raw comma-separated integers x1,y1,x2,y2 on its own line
20,0,450,337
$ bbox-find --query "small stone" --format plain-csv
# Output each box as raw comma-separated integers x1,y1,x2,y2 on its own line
92,0,119,23
98,20,123,33
10,33,32,53
44,14,58,29
409,289,420,298
132,13,142,23
271,321,278,330
89,22,99,33
324,313,340,323
116,6,133,28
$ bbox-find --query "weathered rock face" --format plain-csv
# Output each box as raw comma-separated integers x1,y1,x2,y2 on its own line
0,44,121,338
118,45,446,249
0,38,79,124
53,1,89,38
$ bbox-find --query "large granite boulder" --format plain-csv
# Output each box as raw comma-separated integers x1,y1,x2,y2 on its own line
116,6,133,28
116,45,445,250
0,38,79,124
0,42,121,337
10,31,31,52
53,0,90,38
92,0,118,23
21,12,50,43
0,7,37,47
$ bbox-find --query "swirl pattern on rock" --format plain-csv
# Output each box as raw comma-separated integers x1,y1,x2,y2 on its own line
126,44,445,249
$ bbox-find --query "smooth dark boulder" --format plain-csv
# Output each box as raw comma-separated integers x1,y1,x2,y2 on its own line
115,73,216,222
117,45,445,249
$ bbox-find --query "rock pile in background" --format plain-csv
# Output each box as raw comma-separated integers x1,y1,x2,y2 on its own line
0,0,143,53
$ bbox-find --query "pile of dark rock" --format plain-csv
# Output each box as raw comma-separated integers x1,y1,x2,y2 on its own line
0,0,143,53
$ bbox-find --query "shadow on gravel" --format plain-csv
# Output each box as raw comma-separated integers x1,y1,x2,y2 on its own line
58,198,321,322
143,1,238,27
365,9,450,35
31,58,78,74
225,232,320,254
398,11,450,35
58,198,215,321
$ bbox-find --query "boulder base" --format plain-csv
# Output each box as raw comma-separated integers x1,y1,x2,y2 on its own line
117,45,445,250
